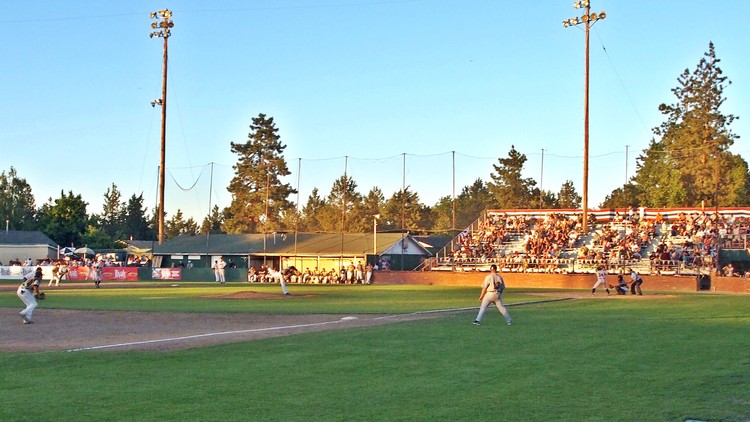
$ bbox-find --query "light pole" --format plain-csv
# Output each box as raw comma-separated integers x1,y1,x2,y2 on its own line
373,214,380,255
563,1,606,233
259,214,267,266
263,171,270,267
149,9,174,244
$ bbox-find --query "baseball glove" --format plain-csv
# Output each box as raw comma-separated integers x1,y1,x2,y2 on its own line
35,292,46,300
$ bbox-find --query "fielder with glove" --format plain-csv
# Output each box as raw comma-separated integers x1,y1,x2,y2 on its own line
18,267,43,324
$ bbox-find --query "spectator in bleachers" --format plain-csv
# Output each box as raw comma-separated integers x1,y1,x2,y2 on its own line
439,208,746,275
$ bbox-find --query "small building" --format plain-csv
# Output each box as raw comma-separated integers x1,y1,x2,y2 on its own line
0,230,58,265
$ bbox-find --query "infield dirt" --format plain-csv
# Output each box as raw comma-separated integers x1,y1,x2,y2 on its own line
1,290,664,353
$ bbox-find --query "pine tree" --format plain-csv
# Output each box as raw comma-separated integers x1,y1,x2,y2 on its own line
557,180,582,209
382,187,429,233
299,188,326,232
488,145,537,208
362,187,384,219
327,175,363,232
223,114,296,233
124,193,154,240
199,205,224,234
456,178,496,226
635,42,746,207
100,183,126,240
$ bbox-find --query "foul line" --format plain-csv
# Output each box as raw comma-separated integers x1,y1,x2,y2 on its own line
374,297,574,320
66,320,343,352
66,297,573,352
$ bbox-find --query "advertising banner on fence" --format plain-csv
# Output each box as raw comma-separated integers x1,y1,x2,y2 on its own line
66,266,139,281
151,268,182,280
102,267,139,281
0,266,54,280
68,266,90,281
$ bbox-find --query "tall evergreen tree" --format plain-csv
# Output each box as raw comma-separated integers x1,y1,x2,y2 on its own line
430,196,454,232
299,188,326,232
0,167,37,231
488,145,537,209
632,139,687,207
100,183,126,240
165,209,198,238
327,175,364,232
199,205,224,234
456,178,496,227
223,114,296,233
361,187,386,233
382,187,429,233
313,176,364,233
556,180,582,209
633,42,746,207
124,193,154,240
600,183,641,209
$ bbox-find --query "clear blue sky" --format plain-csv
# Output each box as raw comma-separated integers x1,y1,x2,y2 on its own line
2,0,748,223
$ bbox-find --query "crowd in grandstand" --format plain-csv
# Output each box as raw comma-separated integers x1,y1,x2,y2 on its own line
446,209,750,276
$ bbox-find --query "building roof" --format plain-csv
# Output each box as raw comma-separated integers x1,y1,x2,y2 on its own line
0,230,57,247
152,232,428,257
116,239,155,255
412,234,454,256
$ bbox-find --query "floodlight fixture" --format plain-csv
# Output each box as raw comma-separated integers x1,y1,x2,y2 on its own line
563,1,606,233
149,9,174,244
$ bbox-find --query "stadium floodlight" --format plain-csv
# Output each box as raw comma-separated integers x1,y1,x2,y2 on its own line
563,1,606,233
149,9,174,244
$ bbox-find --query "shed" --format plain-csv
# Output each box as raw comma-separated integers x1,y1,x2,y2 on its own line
0,230,58,265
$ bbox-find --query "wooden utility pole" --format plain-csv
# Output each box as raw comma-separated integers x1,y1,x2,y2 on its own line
564,1,606,233
149,9,174,244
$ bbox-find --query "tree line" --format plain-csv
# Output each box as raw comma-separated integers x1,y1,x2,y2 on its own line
1,43,745,248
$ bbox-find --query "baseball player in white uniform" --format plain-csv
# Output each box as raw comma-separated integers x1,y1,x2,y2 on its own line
218,258,227,284
93,260,103,288
268,267,290,295
18,267,42,324
591,265,611,295
49,262,61,286
473,264,512,326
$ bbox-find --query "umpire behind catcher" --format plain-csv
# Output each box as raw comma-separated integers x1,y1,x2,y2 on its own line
18,266,43,324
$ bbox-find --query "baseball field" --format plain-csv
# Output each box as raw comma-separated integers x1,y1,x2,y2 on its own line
1,282,749,421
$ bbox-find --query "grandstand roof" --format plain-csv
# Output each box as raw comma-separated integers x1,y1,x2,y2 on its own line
151,232,432,257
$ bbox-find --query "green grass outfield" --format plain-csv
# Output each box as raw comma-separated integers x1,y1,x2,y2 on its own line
2,284,749,421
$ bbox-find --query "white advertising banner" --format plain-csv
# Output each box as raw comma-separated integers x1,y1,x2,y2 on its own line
0,266,54,280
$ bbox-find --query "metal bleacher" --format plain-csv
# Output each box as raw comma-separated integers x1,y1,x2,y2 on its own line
430,208,750,275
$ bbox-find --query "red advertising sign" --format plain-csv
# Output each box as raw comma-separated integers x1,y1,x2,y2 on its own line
67,266,139,281
151,268,182,280
101,267,139,281
68,266,90,281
